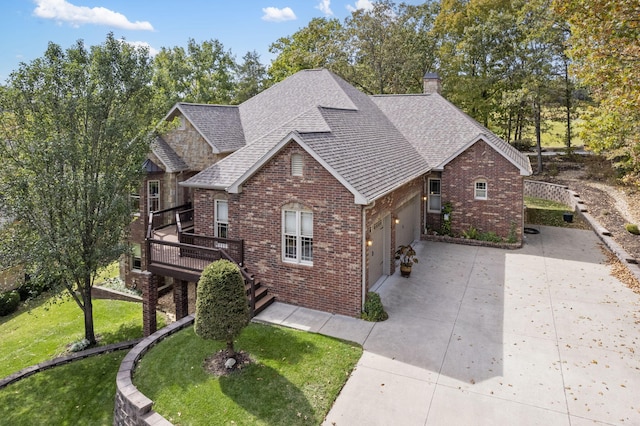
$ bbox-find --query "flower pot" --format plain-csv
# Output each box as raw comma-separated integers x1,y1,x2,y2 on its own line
563,212,573,223
400,263,412,277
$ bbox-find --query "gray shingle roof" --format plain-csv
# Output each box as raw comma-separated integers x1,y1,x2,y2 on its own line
174,103,245,153
371,94,532,175
150,136,189,173
182,68,531,202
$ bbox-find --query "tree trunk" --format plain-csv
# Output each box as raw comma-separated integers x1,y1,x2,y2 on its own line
534,99,543,174
82,276,96,345
226,339,236,358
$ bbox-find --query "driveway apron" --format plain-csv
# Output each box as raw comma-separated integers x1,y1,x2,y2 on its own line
256,226,640,425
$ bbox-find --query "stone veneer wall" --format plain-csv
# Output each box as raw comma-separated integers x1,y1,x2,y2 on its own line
113,315,194,426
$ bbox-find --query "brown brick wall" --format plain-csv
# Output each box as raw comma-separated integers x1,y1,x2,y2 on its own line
438,140,524,240
194,142,365,316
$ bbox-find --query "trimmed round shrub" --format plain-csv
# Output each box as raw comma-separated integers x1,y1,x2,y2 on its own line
361,292,388,322
195,259,249,355
0,290,20,316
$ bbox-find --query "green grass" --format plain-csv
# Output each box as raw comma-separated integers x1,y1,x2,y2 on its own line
95,261,120,284
0,295,165,378
134,323,362,425
0,351,124,426
525,196,589,229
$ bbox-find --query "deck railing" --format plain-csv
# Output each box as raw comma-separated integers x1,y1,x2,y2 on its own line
145,202,254,314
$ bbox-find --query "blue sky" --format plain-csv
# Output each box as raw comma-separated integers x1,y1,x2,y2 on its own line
0,0,423,83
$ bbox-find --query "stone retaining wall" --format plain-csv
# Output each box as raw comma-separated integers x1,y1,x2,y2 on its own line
113,314,194,426
523,180,585,212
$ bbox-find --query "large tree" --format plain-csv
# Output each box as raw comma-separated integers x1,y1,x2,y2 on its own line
555,0,640,183
152,38,236,111
233,50,269,104
0,34,155,344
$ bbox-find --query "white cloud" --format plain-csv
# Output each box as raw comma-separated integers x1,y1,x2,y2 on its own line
261,6,296,22
33,0,154,31
316,0,333,16
346,0,374,12
125,41,159,57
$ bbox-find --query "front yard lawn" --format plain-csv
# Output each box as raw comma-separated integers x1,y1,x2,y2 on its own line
0,295,164,378
0,351,124,425
134,323,362,425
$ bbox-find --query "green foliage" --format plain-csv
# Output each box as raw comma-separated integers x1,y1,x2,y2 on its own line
507,222,518,244
195,260,249,354
462,226,479,240
361,292,388,322
0,33,156,344
134,324,362,425
478,231,502,243
0,290,20,316
233,50,270,104
0,351,125,425
152,38,236,111
441,202,453,236
16,279,49,302
625,223,640,235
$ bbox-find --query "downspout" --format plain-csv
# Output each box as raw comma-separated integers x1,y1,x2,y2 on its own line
361,200,376,311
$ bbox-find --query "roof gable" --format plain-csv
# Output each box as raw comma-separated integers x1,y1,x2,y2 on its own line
166,103,245,154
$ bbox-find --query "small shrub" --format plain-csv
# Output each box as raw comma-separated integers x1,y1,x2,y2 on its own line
507,222,518,244
0,290,20,316
361,292,388,322
462,226,479,240
478,232,503,243
625,223,640,235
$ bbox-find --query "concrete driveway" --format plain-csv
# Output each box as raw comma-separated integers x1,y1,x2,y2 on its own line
255,226,640,425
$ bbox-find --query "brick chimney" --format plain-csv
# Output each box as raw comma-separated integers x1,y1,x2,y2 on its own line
423,72,442,94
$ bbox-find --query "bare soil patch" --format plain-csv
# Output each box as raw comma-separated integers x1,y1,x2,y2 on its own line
203,349,253,377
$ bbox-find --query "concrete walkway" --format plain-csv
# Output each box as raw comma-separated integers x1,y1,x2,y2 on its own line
254,226,640,425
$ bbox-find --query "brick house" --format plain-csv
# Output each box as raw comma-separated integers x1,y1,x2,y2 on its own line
124,69,531,335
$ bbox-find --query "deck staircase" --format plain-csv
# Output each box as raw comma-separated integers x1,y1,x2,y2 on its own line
146,205,275,317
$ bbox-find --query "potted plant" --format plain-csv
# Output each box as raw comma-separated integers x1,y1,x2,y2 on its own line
395,244,419,277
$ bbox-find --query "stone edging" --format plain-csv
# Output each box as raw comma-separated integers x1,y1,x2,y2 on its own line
113,314,195,426
0,339,142,390
422,234,522,249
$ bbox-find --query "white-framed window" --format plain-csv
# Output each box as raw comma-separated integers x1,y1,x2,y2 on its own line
427,178,441,213
474,180,488,200
283,209,313,264
291,153,303,176
215,199,228,239
131,244,142,271
147,180,160,212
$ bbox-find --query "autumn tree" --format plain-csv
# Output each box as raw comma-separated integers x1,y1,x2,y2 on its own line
0,34,155,344
555,0,640,183
195,259,249,358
